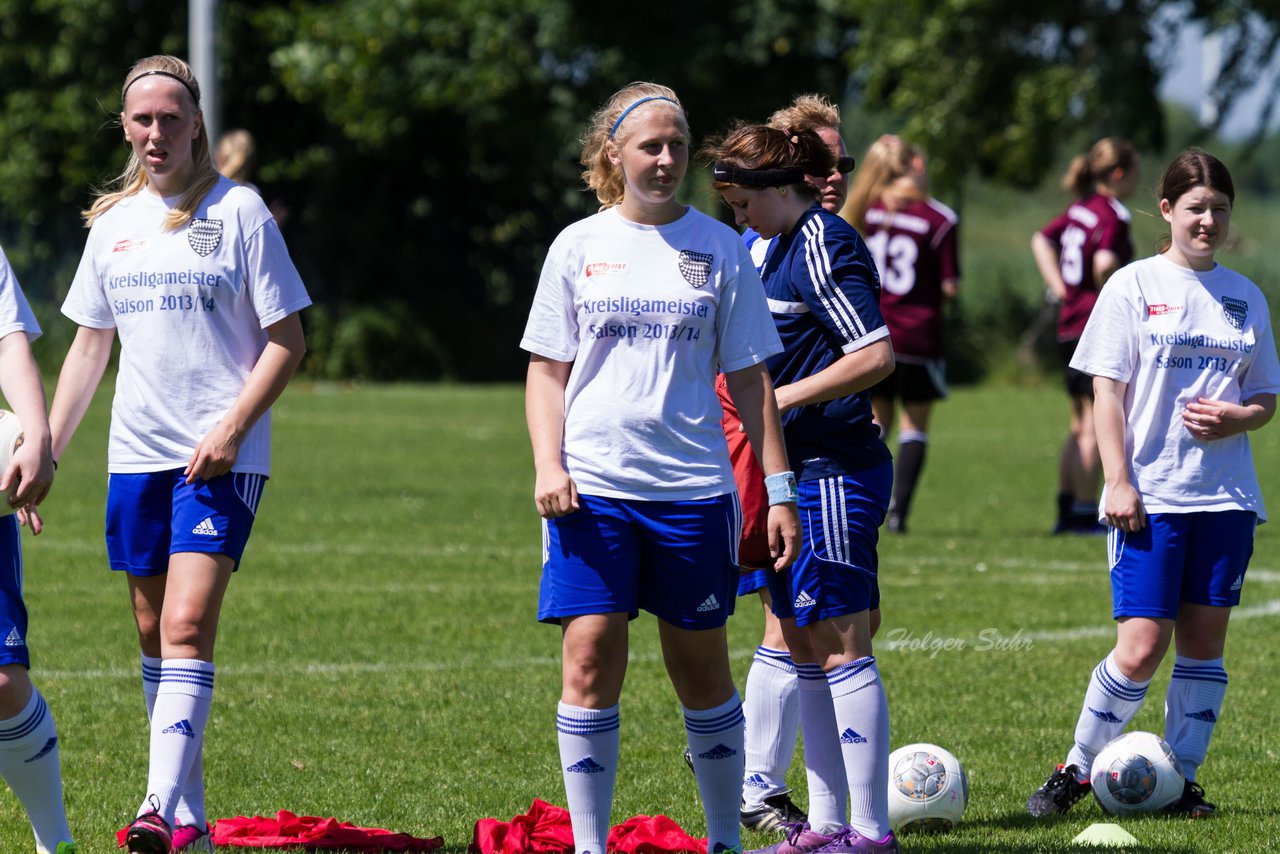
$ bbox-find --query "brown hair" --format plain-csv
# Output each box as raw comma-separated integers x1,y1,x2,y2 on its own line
768,94,840,136
84,55,220,230
216,129,257,185
840,134,922,233
1061,137,1138,198
1156,149,1235,253
702,124,834,200
579,82,687,210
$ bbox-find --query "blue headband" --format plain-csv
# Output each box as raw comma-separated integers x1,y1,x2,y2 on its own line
609,96,678,139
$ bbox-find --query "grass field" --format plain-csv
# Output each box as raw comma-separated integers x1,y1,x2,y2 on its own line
4,380,1278,852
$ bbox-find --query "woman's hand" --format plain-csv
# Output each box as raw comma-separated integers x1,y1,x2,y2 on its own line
1182,397,1263,441
185,420,243,483
767,503,800,570
534,466,579,518
1103,481,1146,533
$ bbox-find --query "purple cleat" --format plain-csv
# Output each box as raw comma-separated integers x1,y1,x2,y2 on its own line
812,826,899,854
747,823,837,854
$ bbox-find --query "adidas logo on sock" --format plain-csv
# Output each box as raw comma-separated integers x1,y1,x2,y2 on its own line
744,773,770,789
162,719,196,738
697,594,720,613
24,737,57,764
698,743,738,760
1186,708,1218,723
1087,707,1123,724
1230,575,1243,591
3,627,23,647
839,728,867,744
566,757,606,773
794,590,817,608
192,517,219,536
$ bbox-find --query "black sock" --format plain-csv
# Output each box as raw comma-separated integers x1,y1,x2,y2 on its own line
894,438,927,520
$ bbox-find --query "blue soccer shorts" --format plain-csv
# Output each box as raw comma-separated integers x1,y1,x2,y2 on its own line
106,469,267,576
0,516,29,668
738,568,769,597
1108,510,1257,619
539,492,741,630
769,463,891,627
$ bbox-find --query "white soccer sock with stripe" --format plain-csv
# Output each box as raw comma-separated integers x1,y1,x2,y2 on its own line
684,693,745,852
143,654,205,828
142,659,214,825
557,703,619,854
827,657,890,841
0,688,71,853
1066,652,1149,780
742,646,800,808
796,663,848,834
1164,656,1227,782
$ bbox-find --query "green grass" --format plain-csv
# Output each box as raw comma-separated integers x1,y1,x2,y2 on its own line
5,380,1279,852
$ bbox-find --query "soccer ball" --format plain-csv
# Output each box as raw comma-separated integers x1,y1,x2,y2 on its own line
886,743,969,833
1090,731,1185,815
0,410,23,516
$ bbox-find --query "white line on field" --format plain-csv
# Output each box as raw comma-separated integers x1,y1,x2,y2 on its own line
37,598,1280,682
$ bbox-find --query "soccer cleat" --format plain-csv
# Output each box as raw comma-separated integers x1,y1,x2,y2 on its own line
1027,764,1091,817
747,822,834,854
741,792,809,833
55,843,79,854
125,809,173,854
711,845,743,854
683,748,695,773
1165,780,1216,818
811,827,899,854
172,821,214,853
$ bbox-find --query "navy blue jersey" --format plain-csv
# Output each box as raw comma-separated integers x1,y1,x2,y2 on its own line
759,207,892,479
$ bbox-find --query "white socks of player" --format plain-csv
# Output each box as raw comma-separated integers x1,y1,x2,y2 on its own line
683,693,746,853
0,688,71,853
1164,656,1227,782
142,659,215,825
742,646,800,808
557,702,619,854
795,662,847,833
827,657,890,841
1066,652,1150,780
142,655,205,828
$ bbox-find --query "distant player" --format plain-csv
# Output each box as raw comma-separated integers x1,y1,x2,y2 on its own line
727,94,855,835
523,82,799,854
708,124,899,854
0,246,75,854
44,55,310,854
1031,138,1140,534
1027,150,1280,819
842,135,959,534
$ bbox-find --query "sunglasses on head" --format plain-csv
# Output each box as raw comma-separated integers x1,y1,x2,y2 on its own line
835,156,856,174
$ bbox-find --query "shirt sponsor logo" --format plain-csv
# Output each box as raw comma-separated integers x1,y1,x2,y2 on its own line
112,238,149,253
585,261,628,278
1147,303,1183,316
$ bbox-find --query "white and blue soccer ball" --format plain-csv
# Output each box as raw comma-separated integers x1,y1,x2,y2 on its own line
0,410,24,516
886,743,969,833
1090,731,1185,815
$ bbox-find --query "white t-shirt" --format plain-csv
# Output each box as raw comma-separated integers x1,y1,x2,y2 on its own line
62,177,312,475
1071,253,1280,519
521,206,783,501
0,247,41,342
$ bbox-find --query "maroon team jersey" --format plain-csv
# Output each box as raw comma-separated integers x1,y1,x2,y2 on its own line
1039,193,1133,341
863,197,959,360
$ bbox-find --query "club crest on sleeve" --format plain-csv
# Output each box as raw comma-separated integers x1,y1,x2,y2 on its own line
188,218,223,257
1220,295,1247,330
678,250,713,288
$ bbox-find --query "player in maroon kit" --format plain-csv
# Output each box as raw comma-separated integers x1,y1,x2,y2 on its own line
1031,138,1140,534
842,136,959,534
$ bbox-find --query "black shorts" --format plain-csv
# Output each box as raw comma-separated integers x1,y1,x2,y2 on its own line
869,359,947,404
1058,339,1094,398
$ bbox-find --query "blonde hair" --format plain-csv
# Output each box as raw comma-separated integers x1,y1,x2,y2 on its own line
841,134,922,233
216,129,257,185
1061,137,1137,198
84,55,220,230
768,94,841,136
580,82,686,210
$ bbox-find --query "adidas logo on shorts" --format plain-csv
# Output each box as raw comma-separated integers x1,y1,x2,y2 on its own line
1230,575,1243,591
794,590,817,608
192,517,219,537
696,594,720,613
3,627,23,647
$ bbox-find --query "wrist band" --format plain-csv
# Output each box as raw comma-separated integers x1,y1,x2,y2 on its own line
765,471,799,505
